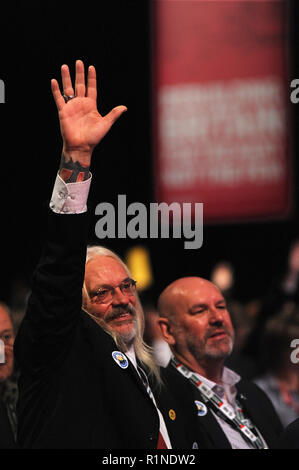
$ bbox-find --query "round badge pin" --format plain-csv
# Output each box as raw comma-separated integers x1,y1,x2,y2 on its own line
112,351,129,369
169,409,176,421
194,400,208,416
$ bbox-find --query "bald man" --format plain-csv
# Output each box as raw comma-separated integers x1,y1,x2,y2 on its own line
157,277,283,449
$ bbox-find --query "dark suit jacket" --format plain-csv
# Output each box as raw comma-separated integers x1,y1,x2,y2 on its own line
160,364,283,449
14,211,194,449
278,418,299,449
0,401,16,449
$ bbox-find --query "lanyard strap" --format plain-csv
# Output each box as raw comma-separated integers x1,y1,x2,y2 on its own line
171,357,267,449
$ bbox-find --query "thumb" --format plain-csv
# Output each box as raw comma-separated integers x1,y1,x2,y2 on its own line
103,105,127,127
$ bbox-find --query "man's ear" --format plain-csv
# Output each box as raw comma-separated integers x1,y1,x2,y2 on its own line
157,317,176,345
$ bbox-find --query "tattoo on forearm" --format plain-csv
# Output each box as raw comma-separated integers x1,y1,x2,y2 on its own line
59,153,90,183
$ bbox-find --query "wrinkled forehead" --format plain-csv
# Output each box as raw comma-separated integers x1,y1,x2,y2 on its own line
85,256,130,291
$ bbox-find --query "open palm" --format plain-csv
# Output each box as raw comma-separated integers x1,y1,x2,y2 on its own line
51,60,127,156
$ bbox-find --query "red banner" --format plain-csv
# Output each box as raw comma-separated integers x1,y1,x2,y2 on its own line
153,0,292,222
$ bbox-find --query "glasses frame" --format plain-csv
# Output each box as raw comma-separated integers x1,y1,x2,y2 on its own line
90,278,137,304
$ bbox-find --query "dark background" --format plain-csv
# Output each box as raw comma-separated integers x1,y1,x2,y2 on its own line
0,0,299,308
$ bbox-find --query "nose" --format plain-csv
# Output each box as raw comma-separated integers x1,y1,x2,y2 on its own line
209,306,224,325
112,286,130,305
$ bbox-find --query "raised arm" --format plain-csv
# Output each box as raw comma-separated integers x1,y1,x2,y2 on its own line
51,60,127,182
15,61,127,372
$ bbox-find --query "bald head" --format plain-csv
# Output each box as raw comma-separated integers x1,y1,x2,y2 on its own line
158,277,223,321
157,277,234,371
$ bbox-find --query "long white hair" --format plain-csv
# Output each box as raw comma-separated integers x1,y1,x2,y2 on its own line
82,245,161,385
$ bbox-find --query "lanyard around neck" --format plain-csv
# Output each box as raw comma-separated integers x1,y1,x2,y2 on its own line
171,357,268,449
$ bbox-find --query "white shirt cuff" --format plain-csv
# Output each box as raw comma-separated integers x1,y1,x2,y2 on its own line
49,173,92,214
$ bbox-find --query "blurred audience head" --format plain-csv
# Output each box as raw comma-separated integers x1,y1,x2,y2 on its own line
261,305,299,375
228,301,255,352
143,302,172,367
288,239,299,274
143,303,163,344
210,261,234,295
0,302,15,384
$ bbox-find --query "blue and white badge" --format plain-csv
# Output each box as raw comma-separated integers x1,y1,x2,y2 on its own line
194,400,208,417
112,351,129,369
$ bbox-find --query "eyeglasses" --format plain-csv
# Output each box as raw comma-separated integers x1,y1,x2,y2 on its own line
91,278,137,304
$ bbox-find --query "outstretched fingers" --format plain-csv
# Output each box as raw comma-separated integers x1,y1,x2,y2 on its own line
51,60,87,110
87,65,97,102
103,105,128,127
61,64,75,97
51,78,65,111
75,59,86,97
51,61,127,134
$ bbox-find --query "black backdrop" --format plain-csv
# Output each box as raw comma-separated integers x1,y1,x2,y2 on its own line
0,0,299,307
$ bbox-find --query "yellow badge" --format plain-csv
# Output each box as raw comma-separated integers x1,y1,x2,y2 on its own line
169,409,176,421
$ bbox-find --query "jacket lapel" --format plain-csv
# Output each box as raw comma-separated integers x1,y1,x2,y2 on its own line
80,313,156,405
127,360,156,403
236,389,270,447
194,403,232,449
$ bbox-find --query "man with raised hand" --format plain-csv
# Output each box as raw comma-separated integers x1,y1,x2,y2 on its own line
14,61,194,449
157,277,283,449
